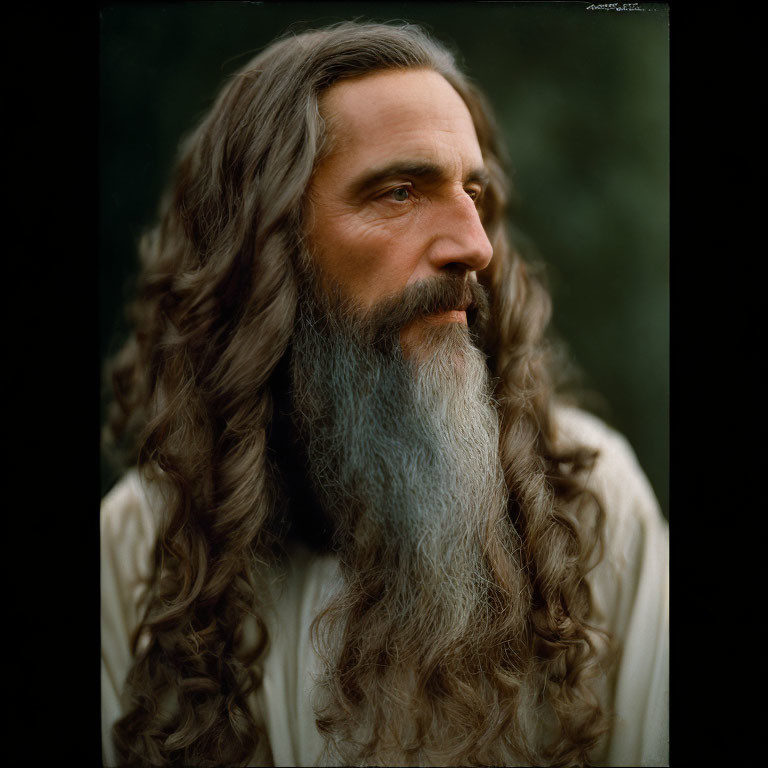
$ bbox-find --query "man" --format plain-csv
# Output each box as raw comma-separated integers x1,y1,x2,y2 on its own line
101,21,668,767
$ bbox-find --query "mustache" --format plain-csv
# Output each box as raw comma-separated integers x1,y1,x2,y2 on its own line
359,275,491,347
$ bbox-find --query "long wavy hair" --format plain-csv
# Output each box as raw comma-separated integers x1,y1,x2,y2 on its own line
104,21,609,767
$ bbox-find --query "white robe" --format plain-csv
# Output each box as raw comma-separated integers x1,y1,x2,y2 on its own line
101,406,669,766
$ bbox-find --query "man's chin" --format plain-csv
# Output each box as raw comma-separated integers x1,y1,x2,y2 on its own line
399,317,472,366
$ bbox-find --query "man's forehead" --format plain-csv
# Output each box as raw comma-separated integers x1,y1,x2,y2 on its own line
318,68,483,173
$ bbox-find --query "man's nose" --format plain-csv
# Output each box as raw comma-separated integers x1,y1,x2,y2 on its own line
423,192,494,273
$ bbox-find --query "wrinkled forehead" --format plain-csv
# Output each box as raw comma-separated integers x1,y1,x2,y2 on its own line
317,68,483,169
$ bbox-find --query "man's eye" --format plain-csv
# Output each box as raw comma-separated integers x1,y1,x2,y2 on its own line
466,187,482,202
389,187,410,202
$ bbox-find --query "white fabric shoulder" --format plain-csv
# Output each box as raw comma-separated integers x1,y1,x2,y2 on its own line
99,471,318,767
100,470,159,767
553,405,669,767
100,472,276,766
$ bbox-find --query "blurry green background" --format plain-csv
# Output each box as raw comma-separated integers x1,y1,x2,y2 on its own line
100,2,669,518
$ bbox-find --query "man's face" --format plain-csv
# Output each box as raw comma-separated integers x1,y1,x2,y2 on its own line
304,68,494,353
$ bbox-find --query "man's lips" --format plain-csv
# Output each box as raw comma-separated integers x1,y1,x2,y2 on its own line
423,297,471,326
424,309,467,325
397,284,476,333
427,292,472,325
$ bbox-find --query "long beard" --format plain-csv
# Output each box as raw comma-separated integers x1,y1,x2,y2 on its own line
289,267,536,765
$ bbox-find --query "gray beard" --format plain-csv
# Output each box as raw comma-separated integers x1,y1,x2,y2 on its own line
289,268,510,618
287,267,539,764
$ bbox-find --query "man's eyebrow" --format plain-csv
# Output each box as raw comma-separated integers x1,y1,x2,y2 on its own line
465,166,491,187
346,161,491,198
